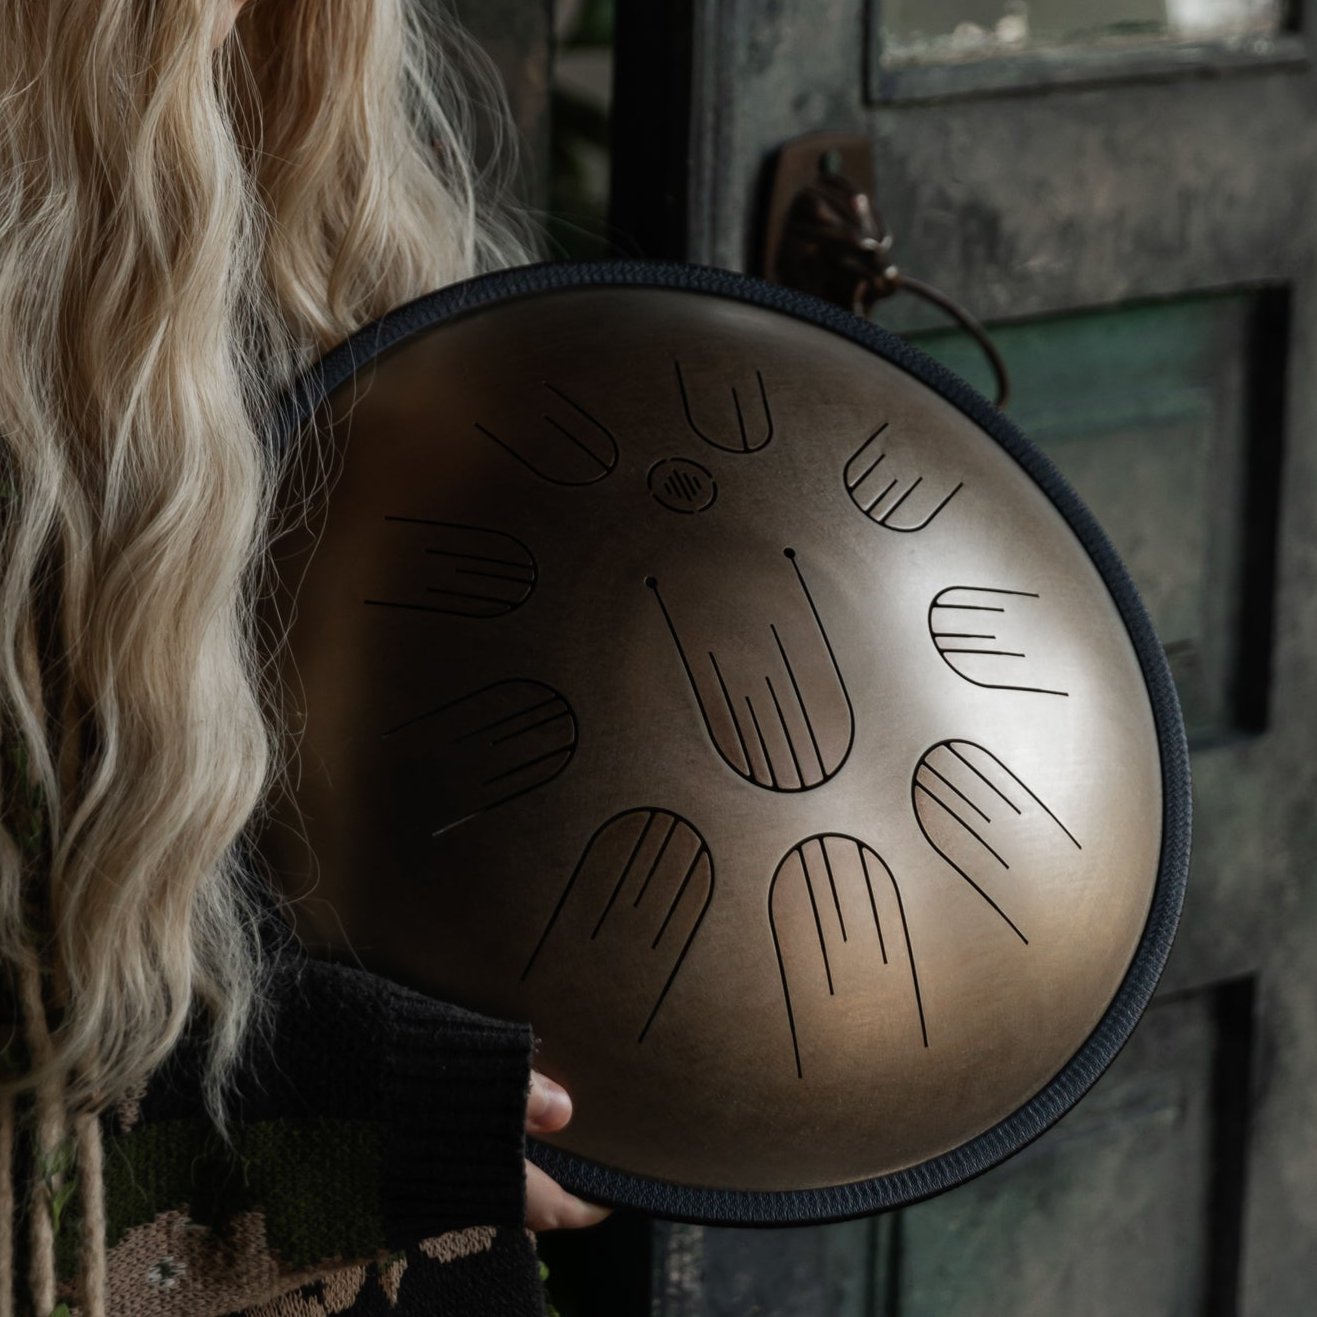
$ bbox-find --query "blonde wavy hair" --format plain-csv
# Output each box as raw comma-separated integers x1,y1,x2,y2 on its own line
0,0,534,1123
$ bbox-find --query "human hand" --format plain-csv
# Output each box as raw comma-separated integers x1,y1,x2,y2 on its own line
524,1071,611,1231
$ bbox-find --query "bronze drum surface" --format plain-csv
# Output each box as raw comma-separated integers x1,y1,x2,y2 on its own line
264,266,1185,1217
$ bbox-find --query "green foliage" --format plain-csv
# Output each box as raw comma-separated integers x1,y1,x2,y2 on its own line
540,1258,563,1317
49,1178,77,1236
36,1135,80,1300
563,0,613,46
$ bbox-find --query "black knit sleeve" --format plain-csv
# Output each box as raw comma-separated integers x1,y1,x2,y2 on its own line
131,948,536,1244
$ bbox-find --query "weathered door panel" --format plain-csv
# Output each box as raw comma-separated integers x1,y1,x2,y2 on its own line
602,2,1317,1313
894,984,1248,1317
915,293,1287,1004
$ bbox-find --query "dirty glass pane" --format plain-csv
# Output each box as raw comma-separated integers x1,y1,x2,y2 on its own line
548,0,615,259
881,0,1283,65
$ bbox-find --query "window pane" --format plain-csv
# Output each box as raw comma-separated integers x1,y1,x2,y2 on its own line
549,0,614,258
881,0,1283,65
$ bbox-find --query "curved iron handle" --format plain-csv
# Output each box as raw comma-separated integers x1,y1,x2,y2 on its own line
878,271,1010,410
776,155,1011,409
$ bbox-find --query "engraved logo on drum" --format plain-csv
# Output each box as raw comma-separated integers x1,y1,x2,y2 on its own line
647,457,718,514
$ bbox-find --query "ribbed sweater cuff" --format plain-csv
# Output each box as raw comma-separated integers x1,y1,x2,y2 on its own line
378,989,534,1244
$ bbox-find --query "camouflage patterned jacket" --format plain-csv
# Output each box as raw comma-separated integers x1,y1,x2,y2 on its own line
34,952,549,1316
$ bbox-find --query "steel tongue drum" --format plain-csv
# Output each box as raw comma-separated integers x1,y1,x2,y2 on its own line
263,260,1189,1226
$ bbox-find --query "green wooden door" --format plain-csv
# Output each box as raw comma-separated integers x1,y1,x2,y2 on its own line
544,2,1317,1315
425,1,1314,1310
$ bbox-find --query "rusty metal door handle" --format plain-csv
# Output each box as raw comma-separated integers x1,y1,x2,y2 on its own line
761,133,1011,409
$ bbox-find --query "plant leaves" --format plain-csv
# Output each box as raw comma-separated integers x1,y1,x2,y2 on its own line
50,1178,77,1235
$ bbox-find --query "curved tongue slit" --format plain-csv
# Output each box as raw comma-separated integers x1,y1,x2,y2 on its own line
649,552,853,791
383,678,577,837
